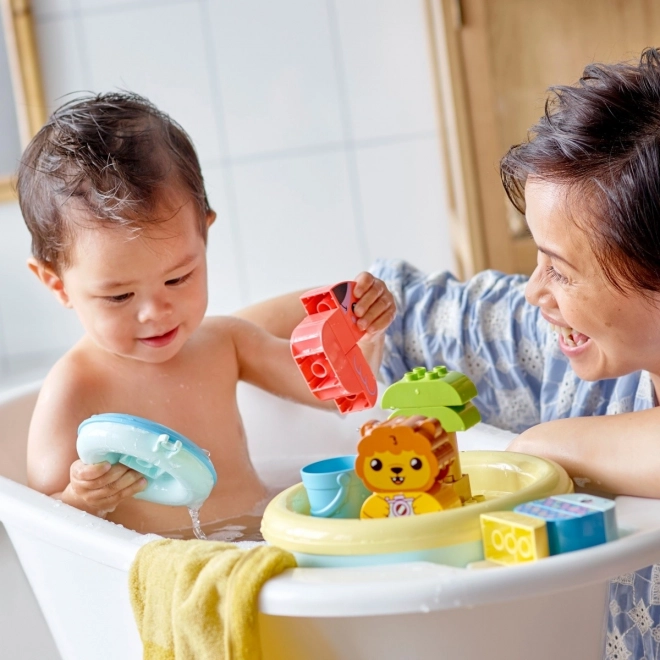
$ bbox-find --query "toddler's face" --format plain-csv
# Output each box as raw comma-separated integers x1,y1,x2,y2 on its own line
524,179,660,382
57,194,212,364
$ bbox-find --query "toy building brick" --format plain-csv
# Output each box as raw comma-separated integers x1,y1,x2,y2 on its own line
355,416,461,518
514,494,618,555
381,366,482,504
290,281,377,414
480,511,550,565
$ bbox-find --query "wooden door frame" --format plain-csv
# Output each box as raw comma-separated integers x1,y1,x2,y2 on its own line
0,0,46,203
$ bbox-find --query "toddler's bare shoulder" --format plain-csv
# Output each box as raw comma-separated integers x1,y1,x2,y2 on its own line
39,346,107,413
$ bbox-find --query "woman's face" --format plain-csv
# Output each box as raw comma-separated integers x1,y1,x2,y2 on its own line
524,179,660,383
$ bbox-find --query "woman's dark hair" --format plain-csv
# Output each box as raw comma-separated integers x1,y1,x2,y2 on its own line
17,91,211,273
501,47,660,294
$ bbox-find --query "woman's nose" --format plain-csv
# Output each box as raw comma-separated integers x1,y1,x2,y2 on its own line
525,266,553,308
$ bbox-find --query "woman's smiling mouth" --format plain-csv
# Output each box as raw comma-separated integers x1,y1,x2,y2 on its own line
549,322,590,348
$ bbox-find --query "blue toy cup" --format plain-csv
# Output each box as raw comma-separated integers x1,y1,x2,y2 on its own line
300,455,371,519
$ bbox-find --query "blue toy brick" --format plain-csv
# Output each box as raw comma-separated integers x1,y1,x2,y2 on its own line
514,494,617,555
550,493,618,543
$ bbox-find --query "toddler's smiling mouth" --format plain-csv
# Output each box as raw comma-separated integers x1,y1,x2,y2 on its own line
140,326,179,348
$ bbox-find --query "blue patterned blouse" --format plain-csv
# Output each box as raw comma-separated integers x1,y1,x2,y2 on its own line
370,258,659,660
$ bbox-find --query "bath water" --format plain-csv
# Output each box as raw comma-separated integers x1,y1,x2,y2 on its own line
205,515,264,542
179,483,281,543
181,509,264,542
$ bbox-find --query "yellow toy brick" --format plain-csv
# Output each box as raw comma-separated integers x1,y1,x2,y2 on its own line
480,511,550,565
430,482,462,510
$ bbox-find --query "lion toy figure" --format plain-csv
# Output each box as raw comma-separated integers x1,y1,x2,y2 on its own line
355,416,459,519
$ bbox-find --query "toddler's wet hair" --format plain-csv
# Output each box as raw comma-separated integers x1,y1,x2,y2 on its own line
18,91,211,272
501,47,660,295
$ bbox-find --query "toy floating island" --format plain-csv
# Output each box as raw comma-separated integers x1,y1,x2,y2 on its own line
262,365,576,568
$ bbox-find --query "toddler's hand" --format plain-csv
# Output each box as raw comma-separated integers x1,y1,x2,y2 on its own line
352,272,395,335
61,460,147,517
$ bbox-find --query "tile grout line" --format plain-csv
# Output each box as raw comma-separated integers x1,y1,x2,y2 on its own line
0,296,10,377
70,0,192,21
199,131,437,170
325,0,370,267
70,0,95,92
197,0,250,305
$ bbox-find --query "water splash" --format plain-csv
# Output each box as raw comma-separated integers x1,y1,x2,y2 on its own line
187,507,208,540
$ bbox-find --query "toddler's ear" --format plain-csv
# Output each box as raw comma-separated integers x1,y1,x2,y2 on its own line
206,209,216,228
27,258,72,308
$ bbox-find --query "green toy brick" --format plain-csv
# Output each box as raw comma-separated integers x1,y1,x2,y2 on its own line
381,366,481,432
381,366,478,409
387,403,481,432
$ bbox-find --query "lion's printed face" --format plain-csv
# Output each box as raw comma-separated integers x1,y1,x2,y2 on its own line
355,422,441,493
359,449,435,492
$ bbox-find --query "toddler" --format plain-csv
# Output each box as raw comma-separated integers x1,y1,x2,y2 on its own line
240,49,660,659
20,92,394,537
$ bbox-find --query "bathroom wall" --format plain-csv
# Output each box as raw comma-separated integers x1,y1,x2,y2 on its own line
0,0,453,383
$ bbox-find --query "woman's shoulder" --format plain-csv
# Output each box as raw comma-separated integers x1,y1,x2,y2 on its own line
370,258,530,305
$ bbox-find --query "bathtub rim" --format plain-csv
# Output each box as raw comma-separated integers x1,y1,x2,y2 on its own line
2,381,660,618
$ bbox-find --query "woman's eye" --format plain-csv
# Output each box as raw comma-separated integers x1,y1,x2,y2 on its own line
166,271,193,286
545,265,569,285
105,292,133,304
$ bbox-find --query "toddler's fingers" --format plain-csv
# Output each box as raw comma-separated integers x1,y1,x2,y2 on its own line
357,294,394,332
92,477,148,514
352,271,375,298
353,277,387,318
362,304,396,335
71,459,112,482
73,462,137,489
91,467,146,495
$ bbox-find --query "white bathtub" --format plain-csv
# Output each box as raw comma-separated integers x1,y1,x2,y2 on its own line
3,381,660,660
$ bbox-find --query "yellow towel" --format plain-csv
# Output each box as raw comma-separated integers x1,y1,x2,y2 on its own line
129,539,296,660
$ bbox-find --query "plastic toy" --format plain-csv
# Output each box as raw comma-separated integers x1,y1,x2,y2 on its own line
300,455,371,518
514,493,618,555
77,413,217,508
381,366,481,431
380,366,483,504
355,416,459,518
479,494,618,565
480,511,550,565
290,281,377,414
262,450,574,568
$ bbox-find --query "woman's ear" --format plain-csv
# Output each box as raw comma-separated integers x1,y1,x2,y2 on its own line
27,258,72,308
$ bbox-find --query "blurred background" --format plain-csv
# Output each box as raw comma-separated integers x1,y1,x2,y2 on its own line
0,0,453,385
0,0,659,386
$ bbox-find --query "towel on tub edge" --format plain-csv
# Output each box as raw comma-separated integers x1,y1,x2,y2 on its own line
129,538,296,660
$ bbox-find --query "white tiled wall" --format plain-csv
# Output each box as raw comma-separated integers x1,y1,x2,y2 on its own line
0,0,453,382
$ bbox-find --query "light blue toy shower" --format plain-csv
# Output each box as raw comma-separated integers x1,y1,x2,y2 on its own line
77,413,217,507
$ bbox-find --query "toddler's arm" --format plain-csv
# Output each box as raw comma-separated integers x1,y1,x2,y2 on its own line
227,273,395,406
508,407,660,498
234,287,307,340
27,364,146,517
223,316,335,408
235,271,393,338
234,271,394,380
